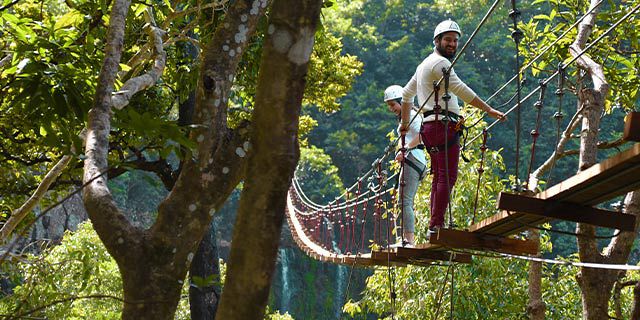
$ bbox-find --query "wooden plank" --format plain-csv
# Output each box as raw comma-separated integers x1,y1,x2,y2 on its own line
370,251,409,267
497,192,635,231
342,254,374,267
396,247,472,263
468,210,547,236
624,112,640,142
427,228,539,255
537,143,640,205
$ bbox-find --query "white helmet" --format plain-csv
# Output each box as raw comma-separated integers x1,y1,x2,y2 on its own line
433,19,461,40
383,85,403,102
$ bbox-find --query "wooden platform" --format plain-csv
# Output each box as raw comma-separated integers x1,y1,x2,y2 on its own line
419,228,539,255
470,143,640,237
624,112,640,142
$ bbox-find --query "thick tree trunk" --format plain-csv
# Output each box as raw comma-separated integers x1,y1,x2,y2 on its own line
83,1,267,319
632,280,640,319
527,229,545,320
119,245,185,319
215,0,322,318
189,223,221,320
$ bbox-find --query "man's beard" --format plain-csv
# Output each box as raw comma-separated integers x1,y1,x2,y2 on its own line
436,45,456,59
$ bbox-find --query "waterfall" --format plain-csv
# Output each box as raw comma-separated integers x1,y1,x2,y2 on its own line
335,264,347,318
280,248,292,313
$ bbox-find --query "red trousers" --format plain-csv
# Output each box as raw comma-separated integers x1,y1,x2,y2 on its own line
421,121,460,229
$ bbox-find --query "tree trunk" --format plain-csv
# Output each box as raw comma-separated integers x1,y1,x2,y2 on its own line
565,1,640,319
215,0,322,318
189,223,221,320
83,0,267,319
527,229,545,320
631,280,640,319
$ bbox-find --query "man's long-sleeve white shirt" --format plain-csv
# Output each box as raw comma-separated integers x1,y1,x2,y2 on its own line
401,49,477,122
397,109,427,166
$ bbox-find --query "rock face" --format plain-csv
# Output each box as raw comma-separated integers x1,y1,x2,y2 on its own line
11,191,90,255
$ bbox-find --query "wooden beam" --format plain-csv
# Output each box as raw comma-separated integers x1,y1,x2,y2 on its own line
624,112,640,142
467,210,546,235
497,192,636,231
537,143,640,205
427,228,539,255
395,247,472,263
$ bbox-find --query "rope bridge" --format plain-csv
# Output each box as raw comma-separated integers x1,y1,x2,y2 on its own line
285,0,640,268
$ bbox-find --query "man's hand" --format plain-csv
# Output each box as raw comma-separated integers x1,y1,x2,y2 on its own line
395,151,405,162
399,123,409,135
487,108,506,122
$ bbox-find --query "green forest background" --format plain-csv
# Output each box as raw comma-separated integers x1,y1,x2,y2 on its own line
0,0,639,318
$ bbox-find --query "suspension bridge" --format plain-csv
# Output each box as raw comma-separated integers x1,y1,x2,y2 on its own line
285,0,640,269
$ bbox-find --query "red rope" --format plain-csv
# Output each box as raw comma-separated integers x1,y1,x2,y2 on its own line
526,81,546,190
360,196,368,251
471,129,488,225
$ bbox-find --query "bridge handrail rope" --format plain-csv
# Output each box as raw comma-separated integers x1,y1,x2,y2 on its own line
290,176,396,215
292,164,398,212
292,175,325,210
467,0,640,147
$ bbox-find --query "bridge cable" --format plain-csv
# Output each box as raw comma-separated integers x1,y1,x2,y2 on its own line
471,129,489,225
546,63,566,187
525,80,547,189
510,0,525,191
467,0,640,147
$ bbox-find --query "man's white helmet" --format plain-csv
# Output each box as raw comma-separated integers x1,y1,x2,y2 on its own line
433,19,461,39
383,85,403,102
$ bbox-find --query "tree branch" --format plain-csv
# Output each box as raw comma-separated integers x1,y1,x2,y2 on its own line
0,0,20,12
528,104,584,189
560,137,627,156
112,8,167,110
0,155,73,243
83,0,140,260
0,53,13,69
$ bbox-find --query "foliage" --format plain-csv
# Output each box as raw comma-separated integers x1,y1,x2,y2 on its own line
0,0,362,226
520,0,640,112
0,221,190,319
295,145,345,203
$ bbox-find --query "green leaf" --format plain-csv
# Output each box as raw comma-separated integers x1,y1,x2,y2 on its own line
54,10,84,30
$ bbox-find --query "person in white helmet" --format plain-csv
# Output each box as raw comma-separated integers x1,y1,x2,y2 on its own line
384,85,427,246
399,19,506,235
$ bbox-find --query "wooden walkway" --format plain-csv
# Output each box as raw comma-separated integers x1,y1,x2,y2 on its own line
286,141,640,267
472,143,640,237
